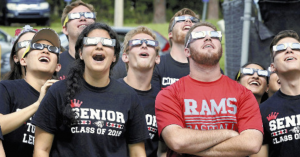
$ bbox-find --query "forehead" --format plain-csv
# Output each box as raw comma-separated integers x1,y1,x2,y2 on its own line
35,40,53,46
131,33,154,40
69,5,92,14
18,32,35,42
87,29,110,38
276,37,299,45
244,64,263,70
192,26,214,32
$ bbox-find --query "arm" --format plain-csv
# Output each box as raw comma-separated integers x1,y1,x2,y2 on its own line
194,129,263,157
0,80,58,135
0,140,5,157
250,144,268,157
33,126,54,157
161,124,239,154
128,142,146,157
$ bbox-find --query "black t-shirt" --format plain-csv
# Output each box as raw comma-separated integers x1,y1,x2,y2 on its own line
151,53,189,90
260,90,300,157
111,56,127,79
118,78,159,157
57,50,75,79
0,127,3,141
0,79,39,157
32,77,149,157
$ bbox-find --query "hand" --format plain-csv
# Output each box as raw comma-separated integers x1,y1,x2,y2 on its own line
37,79,59,104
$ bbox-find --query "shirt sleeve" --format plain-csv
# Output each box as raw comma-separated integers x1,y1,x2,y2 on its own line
236,88,264,134
32,88,60,134
0,83,11,114
155,85,185,137
126,93,150,144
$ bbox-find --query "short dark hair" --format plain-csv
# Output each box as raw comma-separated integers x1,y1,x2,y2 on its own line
269,30,300,62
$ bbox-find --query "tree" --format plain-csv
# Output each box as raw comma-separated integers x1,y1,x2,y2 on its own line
153,0,166,23
208,0,219,20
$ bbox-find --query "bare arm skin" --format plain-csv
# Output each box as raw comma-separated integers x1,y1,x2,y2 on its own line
250,144,268,157
161,124,239,154
33,126,54,157
128,142,147,157
193,129,263,157
0,80,58,135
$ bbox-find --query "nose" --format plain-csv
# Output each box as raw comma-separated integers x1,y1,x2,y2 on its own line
285,47,293,54
141,41,147,48
96,41,104,50
184,18,192,24
79,15,86,21
252,72,259,78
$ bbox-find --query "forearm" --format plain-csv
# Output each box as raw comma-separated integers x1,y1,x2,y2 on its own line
128,142,146,157
0,141,5,157
193,130,263,157
0,102,39,135
162,125,239,154
250,144,268,157
33,127,53,157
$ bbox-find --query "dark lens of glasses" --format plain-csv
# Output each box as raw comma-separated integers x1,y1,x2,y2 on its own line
32,43,59,54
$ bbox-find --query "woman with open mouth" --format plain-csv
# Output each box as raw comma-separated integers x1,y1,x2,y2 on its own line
235,62,269,104
33,22,149,157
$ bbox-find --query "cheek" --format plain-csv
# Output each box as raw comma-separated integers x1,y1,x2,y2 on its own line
239,77,249,86
16,49,25,59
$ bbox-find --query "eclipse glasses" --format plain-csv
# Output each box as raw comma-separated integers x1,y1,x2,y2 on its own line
83,37,116,47
170,16,199,31
273,43,300,52
63,12,96,26
186,31,222,47
128,39,159,47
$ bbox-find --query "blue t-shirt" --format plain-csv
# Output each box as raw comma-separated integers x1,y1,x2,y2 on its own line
118,78,159,157
260,90,300,157
0,79,39,157
32,77,149,157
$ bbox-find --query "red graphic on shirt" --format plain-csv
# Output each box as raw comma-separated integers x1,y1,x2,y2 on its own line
70,99,83,108
59,75,66,80
267,112,279,121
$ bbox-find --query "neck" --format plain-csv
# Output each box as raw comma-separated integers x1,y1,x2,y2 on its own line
254,95,262,104
124,68,153,91
189,61,222,82
83,69,110,88
170,43,188,63
24,72,52,92
68,39,76,59
278,72,300,95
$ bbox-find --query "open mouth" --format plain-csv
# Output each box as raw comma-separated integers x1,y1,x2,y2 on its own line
39,56,50,63
183,25,191,30
139,52,149,57
284,57,296,61
92,54,105,61
249,81,260,86
78,25,87,29
203,44,214,49
277,79,281,85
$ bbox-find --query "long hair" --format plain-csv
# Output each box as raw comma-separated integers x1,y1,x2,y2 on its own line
62,22,120,125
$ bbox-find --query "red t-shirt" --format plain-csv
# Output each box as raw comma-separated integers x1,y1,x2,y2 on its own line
155,75,263,137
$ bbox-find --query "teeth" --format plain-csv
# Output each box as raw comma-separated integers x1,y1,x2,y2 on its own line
204,45,212,48
79,25,87,28
183,26,191,29
39,57,49,62
286,57,294,61
250,81,259,86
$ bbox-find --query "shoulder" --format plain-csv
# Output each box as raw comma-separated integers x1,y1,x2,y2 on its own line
0,79,24,88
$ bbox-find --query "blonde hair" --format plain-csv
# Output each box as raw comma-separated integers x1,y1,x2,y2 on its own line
123,26,160,70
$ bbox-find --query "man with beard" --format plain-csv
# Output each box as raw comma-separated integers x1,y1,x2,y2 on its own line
155,22,264,157
151,8,199,90
58,0,95,79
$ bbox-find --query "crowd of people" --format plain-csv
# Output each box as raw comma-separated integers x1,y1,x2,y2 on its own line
0,0,297,156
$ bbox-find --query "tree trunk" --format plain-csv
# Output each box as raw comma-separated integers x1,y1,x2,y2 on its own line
208,0,219,20
153,0,166,23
